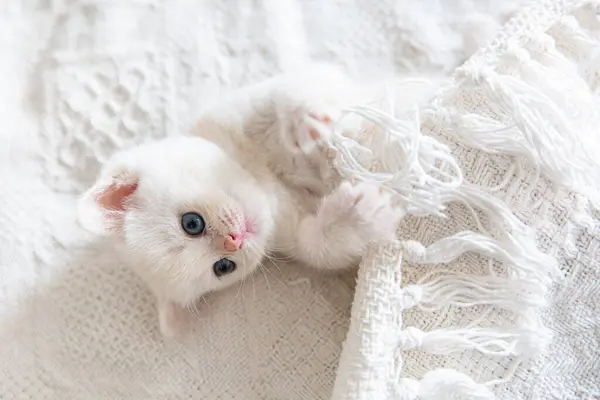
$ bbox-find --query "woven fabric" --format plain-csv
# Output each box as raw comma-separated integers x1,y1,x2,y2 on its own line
0,1,527,399
332,0,600,398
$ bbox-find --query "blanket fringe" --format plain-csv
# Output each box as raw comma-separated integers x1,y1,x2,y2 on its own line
402,271,547,312
398,326,551,358
399,369,495,400
401,233,559,284
455,65,596,191
334,97,462,218
328,5,600,396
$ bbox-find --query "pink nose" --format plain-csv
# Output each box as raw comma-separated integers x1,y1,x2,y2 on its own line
224,233,244,252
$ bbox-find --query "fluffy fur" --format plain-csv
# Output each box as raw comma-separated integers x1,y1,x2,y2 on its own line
78,65,435,337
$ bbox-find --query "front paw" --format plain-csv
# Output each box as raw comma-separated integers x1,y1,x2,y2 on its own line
290,110,336,155
318,181,404,242
276,107,341,195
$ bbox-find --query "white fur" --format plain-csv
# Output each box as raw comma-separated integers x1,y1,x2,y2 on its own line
78,64,436,337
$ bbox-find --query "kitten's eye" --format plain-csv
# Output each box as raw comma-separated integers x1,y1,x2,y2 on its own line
181,212,205,236
213,258,237,277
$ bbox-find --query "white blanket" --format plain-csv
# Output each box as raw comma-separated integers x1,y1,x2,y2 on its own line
6,0,600,399
332,0,600,398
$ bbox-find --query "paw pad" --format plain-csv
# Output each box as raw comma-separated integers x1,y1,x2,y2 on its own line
305,112,333,142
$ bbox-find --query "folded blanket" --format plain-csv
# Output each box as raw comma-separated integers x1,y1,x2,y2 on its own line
332,0,600,398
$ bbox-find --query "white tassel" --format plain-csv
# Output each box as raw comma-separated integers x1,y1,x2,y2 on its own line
436,111,534,158
331,92,463,218
454,62,599,191
401,232,560,284
572,193,597,232
401,271,548,312
554,15,599,53
504,41,600,178
505,39,597,114
398,326,551,358
529,33,580,77
399,370,495,400
438,184,532,236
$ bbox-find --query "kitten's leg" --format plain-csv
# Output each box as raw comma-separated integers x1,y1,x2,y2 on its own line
193,65,362,194
270,108,345,196
291,181,403,270
267,85,369,196
157,298,188,338
193,64,350,149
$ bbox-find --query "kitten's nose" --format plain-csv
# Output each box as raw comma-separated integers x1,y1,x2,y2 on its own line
224,233,244,252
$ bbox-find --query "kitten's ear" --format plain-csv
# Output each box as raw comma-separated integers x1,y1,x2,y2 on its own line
78,157,140,236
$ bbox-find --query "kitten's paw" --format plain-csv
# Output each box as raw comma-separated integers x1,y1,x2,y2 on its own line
290,109,337,156
276,106,341,195
319,181,404,242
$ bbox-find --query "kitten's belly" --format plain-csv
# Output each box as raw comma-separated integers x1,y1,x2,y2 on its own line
269,184,316,252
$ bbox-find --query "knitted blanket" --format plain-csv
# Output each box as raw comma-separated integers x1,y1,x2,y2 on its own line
332,0,600,398
2,0,599,399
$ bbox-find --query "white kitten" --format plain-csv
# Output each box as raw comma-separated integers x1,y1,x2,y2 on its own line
78,65,434,337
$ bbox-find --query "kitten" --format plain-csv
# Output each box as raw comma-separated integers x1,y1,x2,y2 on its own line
78,65,430,337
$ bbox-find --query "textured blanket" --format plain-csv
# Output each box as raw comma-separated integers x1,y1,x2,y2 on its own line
2,0,599,399
333,0,600,398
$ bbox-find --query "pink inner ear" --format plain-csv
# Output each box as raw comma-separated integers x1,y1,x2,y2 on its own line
96,182,138,211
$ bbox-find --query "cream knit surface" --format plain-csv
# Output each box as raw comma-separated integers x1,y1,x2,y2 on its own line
2,0,599,399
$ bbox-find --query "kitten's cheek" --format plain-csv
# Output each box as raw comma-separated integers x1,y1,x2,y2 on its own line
157,299,188,338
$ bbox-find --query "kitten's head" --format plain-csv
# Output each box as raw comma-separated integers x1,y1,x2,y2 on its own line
78,136,276,306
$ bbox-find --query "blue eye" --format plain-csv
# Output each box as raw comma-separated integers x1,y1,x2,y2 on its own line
213,259,237,277
181,212,205,236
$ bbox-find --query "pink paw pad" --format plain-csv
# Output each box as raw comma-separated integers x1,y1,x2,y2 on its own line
306,112,333,141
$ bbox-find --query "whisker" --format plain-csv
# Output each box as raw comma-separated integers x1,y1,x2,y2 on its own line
261,255,287,280
229,277,244,309
244,242,290,287
263,250,297,263
187,302,201,320
264,243,298,251
251,265,257,303
259,262,288,287
258,262,271,292
262,250,292,264
240,272,247,305
200,294,210,308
